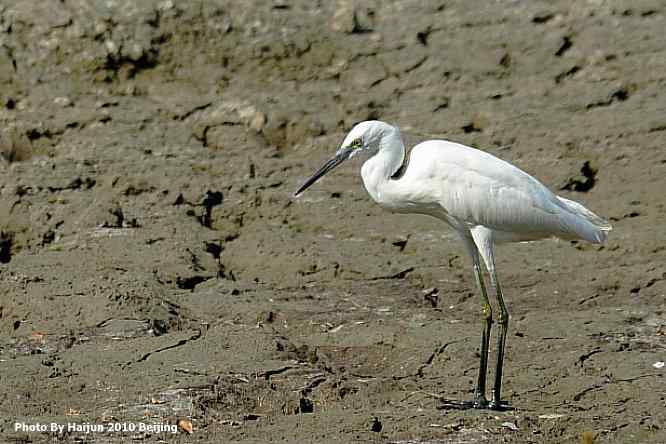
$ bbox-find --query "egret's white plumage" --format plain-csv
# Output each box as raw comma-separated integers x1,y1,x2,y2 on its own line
294,120,611,409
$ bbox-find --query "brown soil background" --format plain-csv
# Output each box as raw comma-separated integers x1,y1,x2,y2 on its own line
0,0,665,443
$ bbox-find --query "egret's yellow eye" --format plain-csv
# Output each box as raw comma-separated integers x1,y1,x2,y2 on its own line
352,138,363,147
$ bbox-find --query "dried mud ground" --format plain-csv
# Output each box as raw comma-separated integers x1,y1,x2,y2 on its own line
0,0,665,443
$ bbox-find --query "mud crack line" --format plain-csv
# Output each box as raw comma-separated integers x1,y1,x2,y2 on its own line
416,340,459,377
392,340,460,380
128,329,203,366
370,267,415,280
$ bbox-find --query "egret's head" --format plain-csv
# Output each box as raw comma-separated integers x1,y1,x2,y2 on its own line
293,120,396,197
341,120,394,154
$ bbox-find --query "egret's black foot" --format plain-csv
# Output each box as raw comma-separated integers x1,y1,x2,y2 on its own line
437,397,491,411
488,399,513,411
473,396,490,409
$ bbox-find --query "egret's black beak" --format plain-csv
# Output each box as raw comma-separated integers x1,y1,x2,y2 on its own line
293,147,355,197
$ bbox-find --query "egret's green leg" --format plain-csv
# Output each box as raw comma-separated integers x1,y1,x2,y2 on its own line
472,261,493,408
489,268,509,410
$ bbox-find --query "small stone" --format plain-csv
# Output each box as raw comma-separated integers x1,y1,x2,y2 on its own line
158,0,175,11
94,20,108,36
250,111,266,133
538,414,565,419
104,40,119,55
237,105,257,125
501,421,519,431
128,43,145,62
331,1,355,33
53,97,72,107
177,419,192,434
462,113,489,133
331,0,373,34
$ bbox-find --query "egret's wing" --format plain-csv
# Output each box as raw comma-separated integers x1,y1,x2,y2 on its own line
403,141,567,235
446,167,562,231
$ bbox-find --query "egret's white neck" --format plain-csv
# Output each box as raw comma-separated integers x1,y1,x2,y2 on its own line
360,127,405,205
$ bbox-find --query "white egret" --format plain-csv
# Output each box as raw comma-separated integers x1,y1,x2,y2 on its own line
294,120,611,410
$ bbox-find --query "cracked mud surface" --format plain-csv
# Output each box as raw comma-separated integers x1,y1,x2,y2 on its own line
0,0,665,442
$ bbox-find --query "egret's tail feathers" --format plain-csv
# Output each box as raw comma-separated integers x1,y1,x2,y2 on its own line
556,196,612,244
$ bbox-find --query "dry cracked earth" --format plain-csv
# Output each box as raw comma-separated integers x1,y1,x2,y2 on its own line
0,0,665,443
